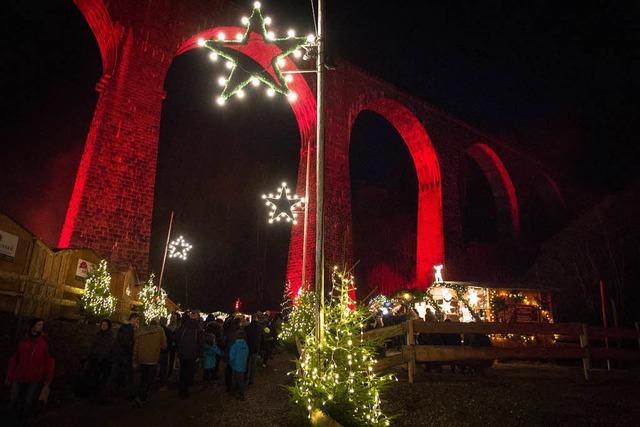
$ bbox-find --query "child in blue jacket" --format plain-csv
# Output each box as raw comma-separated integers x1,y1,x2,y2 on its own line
228,329,249,399
202,333,222,383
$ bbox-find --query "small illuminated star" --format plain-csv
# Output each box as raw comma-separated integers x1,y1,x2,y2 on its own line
261,182,305,224
168,236,192,260
199,3,312,103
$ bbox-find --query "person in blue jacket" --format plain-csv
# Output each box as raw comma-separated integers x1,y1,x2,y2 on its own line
202,333,223,384
228,329,249,400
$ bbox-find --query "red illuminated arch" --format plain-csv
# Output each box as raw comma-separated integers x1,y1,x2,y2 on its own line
178,28,317,142
466,143,520,238
350,98,444,289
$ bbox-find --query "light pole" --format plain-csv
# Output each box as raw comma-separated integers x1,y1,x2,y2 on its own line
314,0,326,344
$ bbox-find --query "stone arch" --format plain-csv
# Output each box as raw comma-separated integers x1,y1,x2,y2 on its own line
348,98,444,288
465,143,520,238
73,0,122,74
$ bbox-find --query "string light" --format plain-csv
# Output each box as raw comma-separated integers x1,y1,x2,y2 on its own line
284,267,393,426
140,273,168,323
168,235,193,260
79,259,116,318
197,2,316,104
261,182,304,224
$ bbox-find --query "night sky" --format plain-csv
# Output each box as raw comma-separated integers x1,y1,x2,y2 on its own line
1,0,638,312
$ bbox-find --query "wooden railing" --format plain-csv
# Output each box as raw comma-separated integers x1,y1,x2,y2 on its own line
363,320,640,382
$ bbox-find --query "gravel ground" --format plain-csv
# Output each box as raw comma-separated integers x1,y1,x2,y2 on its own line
30,351,303,427
383,362,640,427
21,354,640,427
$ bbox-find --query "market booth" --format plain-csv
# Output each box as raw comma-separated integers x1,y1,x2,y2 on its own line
371,281,553,324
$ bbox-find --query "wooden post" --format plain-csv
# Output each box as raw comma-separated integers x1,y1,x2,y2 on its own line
407,319,415,383
579,323,590,381
599,280,610,370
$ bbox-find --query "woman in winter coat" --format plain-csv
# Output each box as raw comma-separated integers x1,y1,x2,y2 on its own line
6,318,55,420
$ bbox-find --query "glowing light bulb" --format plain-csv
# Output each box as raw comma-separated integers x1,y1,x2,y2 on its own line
197,38,205,47
236,89,245,99
285,74,293,83
251,77,260,87
217,32,226,41
277,57,286,67
293,49,302,58
217,76,227,86
287,91,298,102
235,33,243,41
241,16,249,25
253,1,261,9
225,61,234,69
209,52,219,62
216,96,225,106
306,34,316,43
287,29,296,38
266,88,275,97
264,16,272,25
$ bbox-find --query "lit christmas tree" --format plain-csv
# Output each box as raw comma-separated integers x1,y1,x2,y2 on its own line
279,282,317,344
139,273,168,323
290,267,393,426
79,259,116,319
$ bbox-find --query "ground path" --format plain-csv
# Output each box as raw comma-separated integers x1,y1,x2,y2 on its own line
28,354,640,426
33,351,300,427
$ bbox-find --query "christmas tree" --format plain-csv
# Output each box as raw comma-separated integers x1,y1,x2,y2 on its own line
290,267,393,426
79,259,116,319
279,282,317,344
139,273,168,323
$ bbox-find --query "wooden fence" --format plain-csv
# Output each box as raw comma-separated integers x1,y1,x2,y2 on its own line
363,320,640,382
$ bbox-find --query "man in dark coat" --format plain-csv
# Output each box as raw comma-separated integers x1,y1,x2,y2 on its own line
86,319,114,396
106,313,139,396
174,311,203,397
245,315,263,385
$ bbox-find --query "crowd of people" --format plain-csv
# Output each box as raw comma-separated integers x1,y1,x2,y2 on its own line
4,310,281,424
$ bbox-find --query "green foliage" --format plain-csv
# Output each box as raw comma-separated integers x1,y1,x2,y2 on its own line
289,267,393,426
79,259,116,319
139,273,168,324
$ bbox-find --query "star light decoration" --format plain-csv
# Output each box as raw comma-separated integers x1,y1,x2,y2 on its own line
168,235,193,260
261,182,305,224
196,1,315,106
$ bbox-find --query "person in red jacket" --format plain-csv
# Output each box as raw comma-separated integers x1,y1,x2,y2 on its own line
6,318,55,419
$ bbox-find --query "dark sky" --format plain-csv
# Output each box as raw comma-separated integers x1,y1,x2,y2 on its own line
1,0,638,311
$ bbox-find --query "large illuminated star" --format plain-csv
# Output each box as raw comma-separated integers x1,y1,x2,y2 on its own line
198,2,312,104
261,182,305,225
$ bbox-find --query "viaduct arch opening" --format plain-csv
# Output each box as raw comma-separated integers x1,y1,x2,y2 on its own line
349,99,444,293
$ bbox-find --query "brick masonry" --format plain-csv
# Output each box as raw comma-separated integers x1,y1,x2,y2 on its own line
62,0,564,296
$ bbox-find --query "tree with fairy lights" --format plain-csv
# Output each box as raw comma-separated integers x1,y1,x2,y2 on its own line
290,267,393,426
139,273,168,323
279,282,317,345
79,259,117,319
